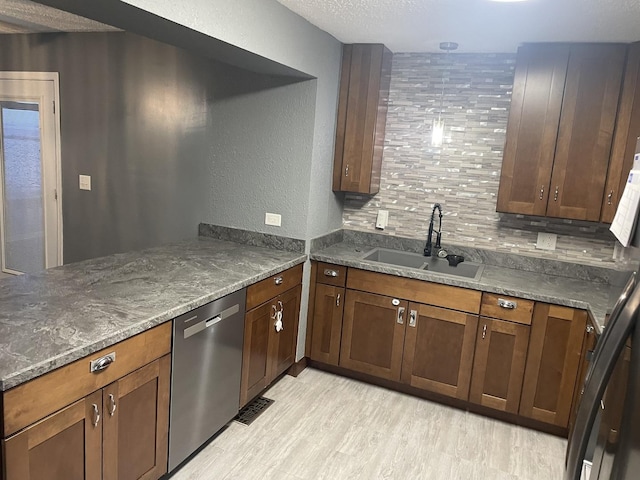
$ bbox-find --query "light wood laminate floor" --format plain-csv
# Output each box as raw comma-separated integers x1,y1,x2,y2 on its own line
172,368,566,480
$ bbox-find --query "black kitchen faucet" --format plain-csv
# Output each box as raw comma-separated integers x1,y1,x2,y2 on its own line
424,203,442,257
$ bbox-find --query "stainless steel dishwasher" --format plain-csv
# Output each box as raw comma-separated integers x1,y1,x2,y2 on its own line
168,288,246,472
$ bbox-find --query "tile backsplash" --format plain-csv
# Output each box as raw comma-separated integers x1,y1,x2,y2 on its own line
342,52,618,267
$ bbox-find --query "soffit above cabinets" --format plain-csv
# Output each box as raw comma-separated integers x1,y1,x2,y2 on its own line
276,0,640,53
0,0,119,34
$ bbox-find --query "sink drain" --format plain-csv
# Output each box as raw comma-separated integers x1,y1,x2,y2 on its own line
234,396,274,426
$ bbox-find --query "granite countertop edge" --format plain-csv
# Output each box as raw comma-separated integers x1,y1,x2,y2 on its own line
311,246,611,334
0,240,306,392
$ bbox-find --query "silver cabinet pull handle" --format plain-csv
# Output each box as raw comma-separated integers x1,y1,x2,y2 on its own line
482,324,487,339
539,185,544,200
498,298,517,309
607,190,613,205
336,293,341,307
108,394,117,416
278,300,283,312
554,186,559,201
274,276,284,285
90,352,116,373
345,164,349,177
409,310,417,328
324,269,338,277
586,325,595,334
397,306,405,325
92,404,100,427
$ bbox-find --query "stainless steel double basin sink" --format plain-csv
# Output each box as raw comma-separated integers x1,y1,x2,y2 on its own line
362,247,484,280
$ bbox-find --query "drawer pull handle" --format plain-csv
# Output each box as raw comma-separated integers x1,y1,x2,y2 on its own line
274,276,284,285
482,324,487,339
554,186,559,201
336,293,341,307
498,299,517,309
324,269,339,277
92,404,100,427
586,325,595,334
607,190,613,205
397,306,405,325
108,394,117,416
409,310,417,328
90,352,116,373
539,185,544,200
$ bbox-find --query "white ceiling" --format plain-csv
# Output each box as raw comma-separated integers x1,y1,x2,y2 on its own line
0,0,117,34
276,0,640,53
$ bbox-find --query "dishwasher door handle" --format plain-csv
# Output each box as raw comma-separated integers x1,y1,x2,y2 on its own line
182,304,239,340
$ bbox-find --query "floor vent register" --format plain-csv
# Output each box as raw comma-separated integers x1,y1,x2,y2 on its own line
234,396,274,426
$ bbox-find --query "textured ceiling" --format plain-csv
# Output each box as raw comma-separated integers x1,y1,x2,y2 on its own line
276,0,640,52
0,0,118,34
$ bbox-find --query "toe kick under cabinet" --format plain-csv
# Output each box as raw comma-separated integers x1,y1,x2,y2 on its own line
308,262,590,435
0,323,172,480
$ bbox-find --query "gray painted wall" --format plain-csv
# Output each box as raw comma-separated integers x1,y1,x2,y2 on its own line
121,0,344,240
0,32,308,263
207,81,316,239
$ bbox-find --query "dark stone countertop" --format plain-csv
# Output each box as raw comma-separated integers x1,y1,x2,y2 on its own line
0,237,306,391
311,242,619,335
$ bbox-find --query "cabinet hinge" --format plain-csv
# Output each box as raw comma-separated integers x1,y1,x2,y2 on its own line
53,100,55,114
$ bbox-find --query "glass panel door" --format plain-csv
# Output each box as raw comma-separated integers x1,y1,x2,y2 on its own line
0,102,45,274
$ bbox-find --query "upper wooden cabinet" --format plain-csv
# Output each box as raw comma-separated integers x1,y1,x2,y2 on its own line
333,44,392,194
497,43,626,221
602,42,640,223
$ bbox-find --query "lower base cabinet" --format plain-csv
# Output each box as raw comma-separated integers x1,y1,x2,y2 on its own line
401,304,478,400
309,263,592,435
339,290,407,381
240,265,303,407
469,318,530,413
3,355,171,480
520,303,587,428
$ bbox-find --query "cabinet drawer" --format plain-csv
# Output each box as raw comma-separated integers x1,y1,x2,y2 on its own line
2,322,171,437
346,268,481,314
480,293,534,325
246,264,303,310
316,263,347,287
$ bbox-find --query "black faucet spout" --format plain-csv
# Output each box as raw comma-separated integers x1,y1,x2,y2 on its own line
424,203,443,257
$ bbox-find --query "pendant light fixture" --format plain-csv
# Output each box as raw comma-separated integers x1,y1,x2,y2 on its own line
431,41,458,147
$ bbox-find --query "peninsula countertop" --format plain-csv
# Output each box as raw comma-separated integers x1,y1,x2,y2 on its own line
311,242,621,333
0,237,306,391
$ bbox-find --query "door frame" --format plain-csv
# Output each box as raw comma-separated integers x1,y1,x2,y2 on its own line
0,71,63,272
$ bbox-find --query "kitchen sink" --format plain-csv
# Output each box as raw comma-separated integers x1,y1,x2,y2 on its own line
362,247,484,280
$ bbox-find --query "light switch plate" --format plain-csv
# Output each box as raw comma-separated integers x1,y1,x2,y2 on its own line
79,175,91,191
265,212,281,227
536,232,557,251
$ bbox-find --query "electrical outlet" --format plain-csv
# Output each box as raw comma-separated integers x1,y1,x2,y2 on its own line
536,232,557,251
265,212,281,227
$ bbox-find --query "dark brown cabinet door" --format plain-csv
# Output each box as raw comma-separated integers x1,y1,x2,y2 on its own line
103,355,170,480
520,304,587,427
240,300,272,407
568,321,597,436
339,290,407,381
601,42,640,223
547,44,626,221
333,44,392,194
469,318,530,413
269,286,302,380
401,303,478,400
497,44,569,216
3,391,102,480
310,284,345,366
